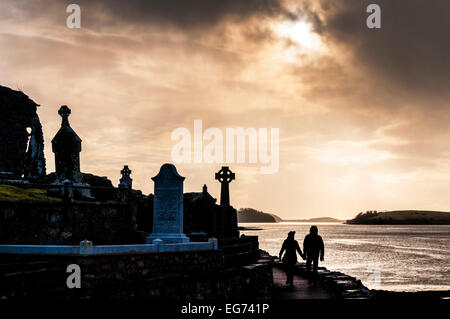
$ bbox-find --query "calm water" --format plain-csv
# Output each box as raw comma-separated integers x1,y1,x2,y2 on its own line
241,223,450,292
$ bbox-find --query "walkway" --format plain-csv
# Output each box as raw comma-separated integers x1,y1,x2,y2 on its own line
272,266,335,299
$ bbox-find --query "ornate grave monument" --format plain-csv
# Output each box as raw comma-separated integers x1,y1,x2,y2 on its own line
51,105,82,183
215,166,239,238
50,105,90,198
146,164,189,244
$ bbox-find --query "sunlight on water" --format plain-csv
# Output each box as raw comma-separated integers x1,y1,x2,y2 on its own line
241,223,450,292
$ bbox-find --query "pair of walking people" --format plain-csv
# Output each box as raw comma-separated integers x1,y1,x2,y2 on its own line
278,226,324,287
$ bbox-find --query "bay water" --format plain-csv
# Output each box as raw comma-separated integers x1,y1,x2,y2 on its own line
241,222,450,292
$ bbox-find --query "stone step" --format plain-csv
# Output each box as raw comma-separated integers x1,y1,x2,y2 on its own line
0,272,69,299
0,261,60,273
2,267,62,278
0,267,65,296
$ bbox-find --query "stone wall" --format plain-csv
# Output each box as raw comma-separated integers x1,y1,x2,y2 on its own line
0,201,142,245
0,248,273,299
0,186,238,245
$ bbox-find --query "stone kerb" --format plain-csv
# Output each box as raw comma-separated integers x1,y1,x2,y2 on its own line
0,240,218,255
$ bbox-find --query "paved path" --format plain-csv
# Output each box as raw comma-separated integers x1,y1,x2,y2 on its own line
272,266,335,299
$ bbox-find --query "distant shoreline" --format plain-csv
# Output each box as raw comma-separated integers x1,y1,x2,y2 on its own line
238,208,450,225
238,208,343,223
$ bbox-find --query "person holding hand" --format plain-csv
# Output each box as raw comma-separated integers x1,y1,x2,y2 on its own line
279,231,305,287
303,225,325,286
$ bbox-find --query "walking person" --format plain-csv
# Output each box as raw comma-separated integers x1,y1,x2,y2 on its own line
279,231,304,287
303,225,325,286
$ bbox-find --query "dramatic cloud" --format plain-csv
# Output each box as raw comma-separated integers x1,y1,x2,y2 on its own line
83,0,294,29
319,0,450,101
1,0,450,219
1,0,294,31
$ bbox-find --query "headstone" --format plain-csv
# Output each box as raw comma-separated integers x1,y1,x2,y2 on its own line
215,166,235,206
146,164,189,244
118,165,132,189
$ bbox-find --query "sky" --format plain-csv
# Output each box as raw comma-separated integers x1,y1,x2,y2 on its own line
2,0,450,219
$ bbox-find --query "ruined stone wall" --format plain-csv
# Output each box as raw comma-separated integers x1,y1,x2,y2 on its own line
0,85,46,178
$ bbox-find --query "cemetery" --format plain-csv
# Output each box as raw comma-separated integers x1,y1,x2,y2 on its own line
0,86,273,298
0,85,373,300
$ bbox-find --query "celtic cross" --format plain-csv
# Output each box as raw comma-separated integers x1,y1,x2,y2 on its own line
58,105,71,127
215,166,235,206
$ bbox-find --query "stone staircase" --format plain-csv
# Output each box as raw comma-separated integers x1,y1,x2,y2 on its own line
0,258,67,299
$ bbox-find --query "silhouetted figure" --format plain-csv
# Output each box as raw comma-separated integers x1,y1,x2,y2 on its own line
279,231,304,287
303,225,324,286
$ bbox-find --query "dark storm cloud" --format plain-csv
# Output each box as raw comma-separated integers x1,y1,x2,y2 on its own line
6,0,294,31
319,0,450,100
82,0,294,29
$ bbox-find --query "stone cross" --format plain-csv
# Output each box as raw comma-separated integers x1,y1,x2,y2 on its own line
58,105,71,127
215,166,235,206
146,164,189,244
118,165,132,189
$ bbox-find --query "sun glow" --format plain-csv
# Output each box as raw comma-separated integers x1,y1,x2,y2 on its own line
276,20,323,51
310,141,394,165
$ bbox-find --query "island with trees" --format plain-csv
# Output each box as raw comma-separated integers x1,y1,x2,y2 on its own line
346,210,450,225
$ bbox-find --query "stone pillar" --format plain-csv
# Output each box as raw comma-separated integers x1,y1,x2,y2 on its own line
80,240,93,254
208,237,218,250
146,164,189,244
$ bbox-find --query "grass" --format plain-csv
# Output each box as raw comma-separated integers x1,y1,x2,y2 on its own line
0,184,62,202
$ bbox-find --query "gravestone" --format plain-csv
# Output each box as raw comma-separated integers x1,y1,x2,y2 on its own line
215,166,235,206
146,164,189,244
118,165,132,189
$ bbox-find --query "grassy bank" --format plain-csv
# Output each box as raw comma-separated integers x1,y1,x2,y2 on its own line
0,185,61,202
